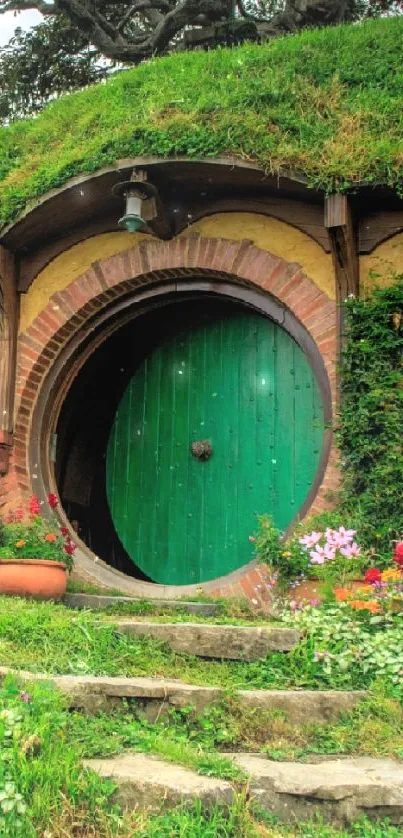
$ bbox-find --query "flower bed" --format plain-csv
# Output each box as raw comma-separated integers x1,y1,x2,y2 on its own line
252,514,403,613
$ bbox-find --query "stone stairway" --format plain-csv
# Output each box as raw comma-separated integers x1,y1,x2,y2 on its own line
84,751,403,827
2,599,403,830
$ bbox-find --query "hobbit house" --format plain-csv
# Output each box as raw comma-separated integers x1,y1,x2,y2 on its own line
1,20,403,601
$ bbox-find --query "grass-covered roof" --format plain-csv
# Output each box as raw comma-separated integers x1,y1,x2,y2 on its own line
1,16,403,229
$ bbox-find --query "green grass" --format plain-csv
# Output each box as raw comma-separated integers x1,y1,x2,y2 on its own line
0,597,371,691
66,579,132,597
0,675,401,837
1,17,403,227
65,692,403,763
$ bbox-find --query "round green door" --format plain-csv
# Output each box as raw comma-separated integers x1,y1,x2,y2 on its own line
106,307,324,584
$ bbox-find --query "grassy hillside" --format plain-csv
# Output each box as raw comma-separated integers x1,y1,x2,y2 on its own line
0,16,403,227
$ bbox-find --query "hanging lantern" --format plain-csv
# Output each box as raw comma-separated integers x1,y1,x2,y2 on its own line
112,170,158,232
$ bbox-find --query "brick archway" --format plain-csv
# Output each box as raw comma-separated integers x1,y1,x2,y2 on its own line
9,234,338,602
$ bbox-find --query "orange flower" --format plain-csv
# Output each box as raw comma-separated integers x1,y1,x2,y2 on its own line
366,600,382,614
15,540,26,548
44,533,57,543
349,599,369,610
349,599,382,613
334,587,349,602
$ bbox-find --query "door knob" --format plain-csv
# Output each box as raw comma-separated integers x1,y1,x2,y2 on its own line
191,440,212,461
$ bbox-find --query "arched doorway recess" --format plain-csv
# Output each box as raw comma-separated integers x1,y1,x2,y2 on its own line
15,237,337,597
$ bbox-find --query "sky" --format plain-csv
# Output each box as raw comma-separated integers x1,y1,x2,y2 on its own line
0,9,43,46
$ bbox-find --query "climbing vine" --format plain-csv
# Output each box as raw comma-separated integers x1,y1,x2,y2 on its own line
338,276,403,558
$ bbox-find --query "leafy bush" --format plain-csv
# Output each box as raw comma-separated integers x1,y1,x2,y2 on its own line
338,277,403,559
281,602,403,698
252,512,364,582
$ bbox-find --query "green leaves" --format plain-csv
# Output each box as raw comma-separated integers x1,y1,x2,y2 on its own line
338,276,403,558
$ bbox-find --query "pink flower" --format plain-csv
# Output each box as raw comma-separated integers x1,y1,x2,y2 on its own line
299,531,322,549
326,527,356,549
340,542,361,558
310,544,335,564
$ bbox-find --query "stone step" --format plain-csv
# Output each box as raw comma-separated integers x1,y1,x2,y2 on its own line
65,593,222,617
85,753,235,813
231,754,403,826
85,751,403,826
111,620,300,660
0,668,367,723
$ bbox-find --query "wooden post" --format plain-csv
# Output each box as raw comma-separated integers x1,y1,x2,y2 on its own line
325,195,358,407
0,246,18,475
325,194,359,301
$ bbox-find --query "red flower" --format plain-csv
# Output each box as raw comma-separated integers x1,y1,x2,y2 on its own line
47,493,59,509
29,495,40,516
64,541,76,556
393,542,403,566
60,527,69,536
15,508,24,522
364,568,382,584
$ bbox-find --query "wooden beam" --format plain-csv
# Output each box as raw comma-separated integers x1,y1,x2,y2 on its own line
325,194,358,301
0,245,18,475
359,210,403,253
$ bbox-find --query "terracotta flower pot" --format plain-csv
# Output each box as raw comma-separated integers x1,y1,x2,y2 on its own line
0,559,67,601
289,578,364,605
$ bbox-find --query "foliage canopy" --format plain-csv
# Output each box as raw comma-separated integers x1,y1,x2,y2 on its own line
1,17,403,229
1,1,402,120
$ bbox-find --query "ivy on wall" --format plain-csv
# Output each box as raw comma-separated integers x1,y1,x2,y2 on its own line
338,277,403,558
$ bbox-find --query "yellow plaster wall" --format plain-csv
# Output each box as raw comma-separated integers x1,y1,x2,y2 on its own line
183,214,334,300
360,232,403,294
19,231,151,334
20,213,335,332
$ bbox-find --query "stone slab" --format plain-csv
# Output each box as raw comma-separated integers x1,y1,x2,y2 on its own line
0,668,367,724
85,753,235,813
65,593,221,616
232,754,403,826
112,620,300,660
0,669,221,715
237,688,368,725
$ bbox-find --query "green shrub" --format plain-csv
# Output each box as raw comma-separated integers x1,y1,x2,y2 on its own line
338,277,403,560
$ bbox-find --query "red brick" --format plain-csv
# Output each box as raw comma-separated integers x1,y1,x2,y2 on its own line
278,271,306,305
186,234,201,268
200,238,219,270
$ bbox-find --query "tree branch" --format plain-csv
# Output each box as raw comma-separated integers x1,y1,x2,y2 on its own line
0,0,366,67
0,0,56,13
